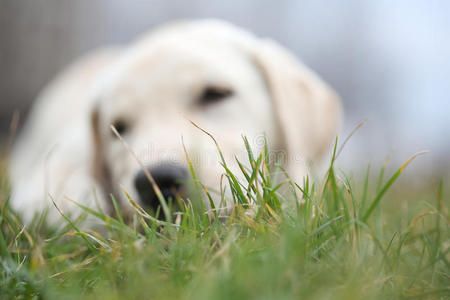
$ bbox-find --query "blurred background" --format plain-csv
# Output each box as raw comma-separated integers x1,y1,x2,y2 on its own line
1,0,449,174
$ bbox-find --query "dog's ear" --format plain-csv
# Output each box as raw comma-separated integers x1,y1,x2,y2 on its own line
91,105,104,182
90,105,114,215
253,39,342,181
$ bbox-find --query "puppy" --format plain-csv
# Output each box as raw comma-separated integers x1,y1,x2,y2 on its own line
9,19,341,225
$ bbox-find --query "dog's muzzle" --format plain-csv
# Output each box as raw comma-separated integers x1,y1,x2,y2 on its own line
133,162,188,212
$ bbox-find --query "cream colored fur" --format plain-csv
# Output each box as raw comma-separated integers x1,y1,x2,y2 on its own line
9,20,341,225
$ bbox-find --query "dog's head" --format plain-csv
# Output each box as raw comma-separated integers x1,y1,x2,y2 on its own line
90,20,341,215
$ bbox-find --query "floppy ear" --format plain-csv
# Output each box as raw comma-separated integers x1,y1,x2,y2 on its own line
253,39,342,181
90,105,114,215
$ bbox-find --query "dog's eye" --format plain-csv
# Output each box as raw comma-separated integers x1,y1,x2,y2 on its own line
199,86,233,105
112,119,129,136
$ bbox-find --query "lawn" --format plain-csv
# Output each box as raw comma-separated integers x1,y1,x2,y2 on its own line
0,138,449,299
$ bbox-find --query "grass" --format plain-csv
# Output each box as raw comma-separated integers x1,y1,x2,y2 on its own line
0,136,449,299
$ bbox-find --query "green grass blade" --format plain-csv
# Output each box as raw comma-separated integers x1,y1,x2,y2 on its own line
362,151,427,223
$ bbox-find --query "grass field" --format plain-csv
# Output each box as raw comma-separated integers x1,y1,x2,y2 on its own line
0,138,449,299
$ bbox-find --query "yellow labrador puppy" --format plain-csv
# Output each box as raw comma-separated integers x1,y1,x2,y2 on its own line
9,19,341,225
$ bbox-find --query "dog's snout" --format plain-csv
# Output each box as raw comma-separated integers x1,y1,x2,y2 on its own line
134,163,188,211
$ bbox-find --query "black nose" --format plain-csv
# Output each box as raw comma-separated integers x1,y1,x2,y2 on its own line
133,163,188,211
